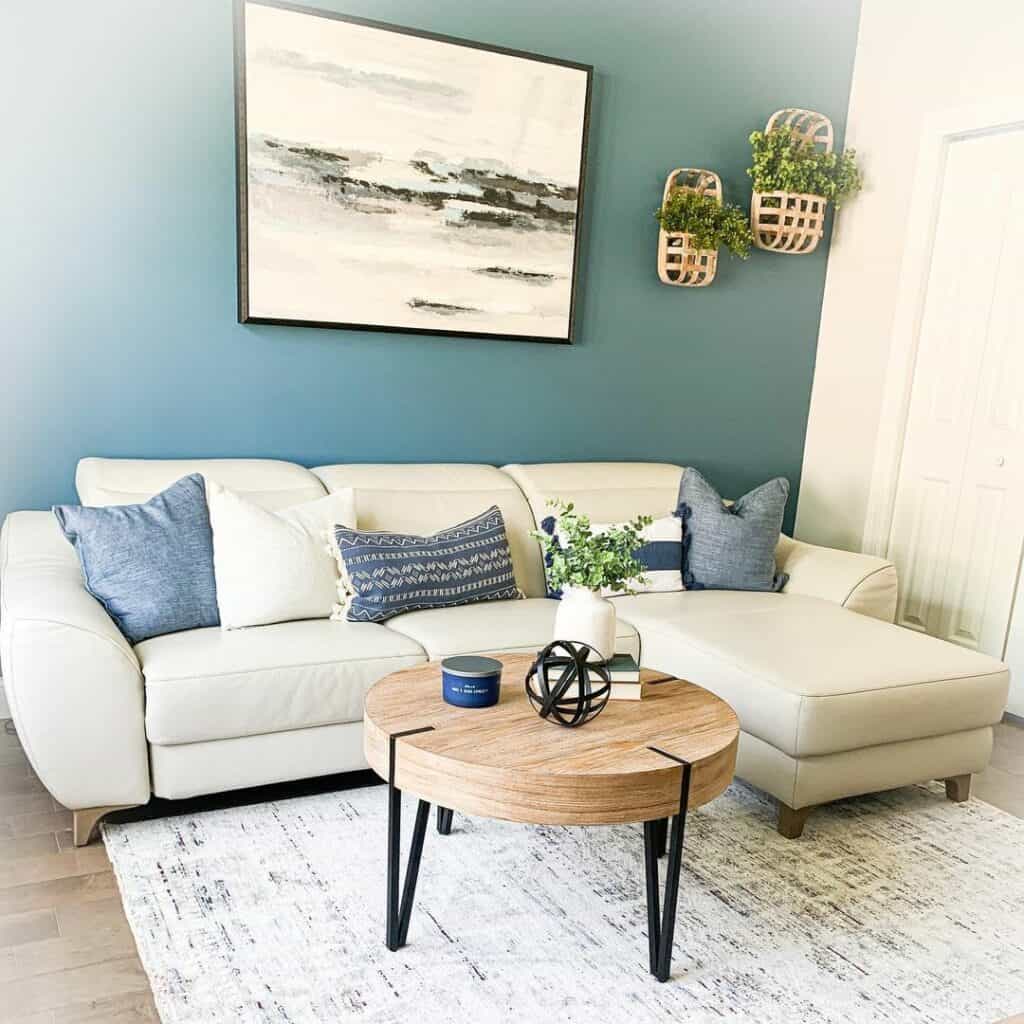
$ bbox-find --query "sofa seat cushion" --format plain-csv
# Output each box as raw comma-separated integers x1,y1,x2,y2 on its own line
138,620,426,745
383,597,639,661
614,591,1009,758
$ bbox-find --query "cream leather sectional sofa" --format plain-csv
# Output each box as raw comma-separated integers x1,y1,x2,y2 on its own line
0,458,1010,845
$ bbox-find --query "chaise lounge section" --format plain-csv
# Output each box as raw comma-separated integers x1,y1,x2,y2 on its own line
504,463,1009,836
0,458,1009,845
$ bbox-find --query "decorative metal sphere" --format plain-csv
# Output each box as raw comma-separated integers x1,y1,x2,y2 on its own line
525,641,611,728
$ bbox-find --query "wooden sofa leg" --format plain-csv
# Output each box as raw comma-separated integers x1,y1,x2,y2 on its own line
72,805,135,847
777,802,812,839
943,774,972,803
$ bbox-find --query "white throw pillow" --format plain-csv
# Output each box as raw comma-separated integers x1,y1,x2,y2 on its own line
206,481,357,630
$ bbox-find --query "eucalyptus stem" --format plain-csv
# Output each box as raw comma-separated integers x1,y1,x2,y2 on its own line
532,500,653,594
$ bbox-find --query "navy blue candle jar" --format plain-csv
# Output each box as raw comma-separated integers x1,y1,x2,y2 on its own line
441,656,503,708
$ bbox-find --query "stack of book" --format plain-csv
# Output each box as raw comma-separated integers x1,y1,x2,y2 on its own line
604,653,646,700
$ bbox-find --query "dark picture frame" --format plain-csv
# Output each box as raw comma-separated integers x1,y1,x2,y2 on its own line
234,0,593,344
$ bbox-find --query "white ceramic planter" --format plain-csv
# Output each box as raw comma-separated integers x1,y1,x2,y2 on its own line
553,586,616,663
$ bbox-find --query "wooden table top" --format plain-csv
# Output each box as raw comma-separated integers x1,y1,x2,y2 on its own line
363,653,739,826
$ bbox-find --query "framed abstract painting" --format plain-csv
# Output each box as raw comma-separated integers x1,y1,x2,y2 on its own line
233,0,592,343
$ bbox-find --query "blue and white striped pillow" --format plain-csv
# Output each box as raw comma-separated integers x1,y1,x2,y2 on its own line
539,514,684,598
332,506,522,623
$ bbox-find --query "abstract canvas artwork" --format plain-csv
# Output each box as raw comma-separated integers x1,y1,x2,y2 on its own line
234,0,592,343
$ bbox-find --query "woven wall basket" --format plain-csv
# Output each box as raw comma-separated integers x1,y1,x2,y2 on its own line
751,108,833,255
657,168,722,287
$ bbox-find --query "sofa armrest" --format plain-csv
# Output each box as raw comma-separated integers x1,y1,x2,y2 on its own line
0,512,149,810
775,535,898,622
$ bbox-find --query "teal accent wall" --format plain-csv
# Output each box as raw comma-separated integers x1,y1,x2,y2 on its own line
1,1,860,531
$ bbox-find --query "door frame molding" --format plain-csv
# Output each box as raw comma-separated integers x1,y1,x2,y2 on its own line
861,96,1024,557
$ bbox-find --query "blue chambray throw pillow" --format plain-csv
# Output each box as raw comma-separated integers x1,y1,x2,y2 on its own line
53,473,220,643
676,468,790,592
332,505,521,623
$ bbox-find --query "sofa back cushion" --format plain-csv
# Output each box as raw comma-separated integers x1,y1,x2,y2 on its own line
502,462,685,527
312,464,546,598
76,458,326,511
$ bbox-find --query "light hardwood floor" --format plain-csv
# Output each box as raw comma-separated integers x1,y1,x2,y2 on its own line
0,694,1021,1022
0,714,157,1023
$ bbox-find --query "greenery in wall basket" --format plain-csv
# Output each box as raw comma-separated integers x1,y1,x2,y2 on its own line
747,128,862,208
532,501,653,594
654,190,754,258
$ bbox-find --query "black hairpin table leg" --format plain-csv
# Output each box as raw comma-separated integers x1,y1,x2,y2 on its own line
651,817,668,858
643,749,693,982
386,728,434,952
436,806,454,835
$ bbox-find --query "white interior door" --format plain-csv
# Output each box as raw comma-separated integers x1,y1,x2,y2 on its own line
888,128,1024,692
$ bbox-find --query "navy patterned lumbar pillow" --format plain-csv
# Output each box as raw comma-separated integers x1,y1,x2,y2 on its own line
53,473,220,644
676,468,789,592
332,505,522,623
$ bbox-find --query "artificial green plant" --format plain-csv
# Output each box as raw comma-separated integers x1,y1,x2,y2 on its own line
654,190,754,258
747,127,862,207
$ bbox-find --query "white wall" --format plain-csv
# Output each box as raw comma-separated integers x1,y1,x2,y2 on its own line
795,0,1024,552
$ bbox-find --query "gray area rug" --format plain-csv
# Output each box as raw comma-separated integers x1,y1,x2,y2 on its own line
104,781,1024,1023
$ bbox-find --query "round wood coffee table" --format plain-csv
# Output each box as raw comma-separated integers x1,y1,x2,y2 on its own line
363,652,738,982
